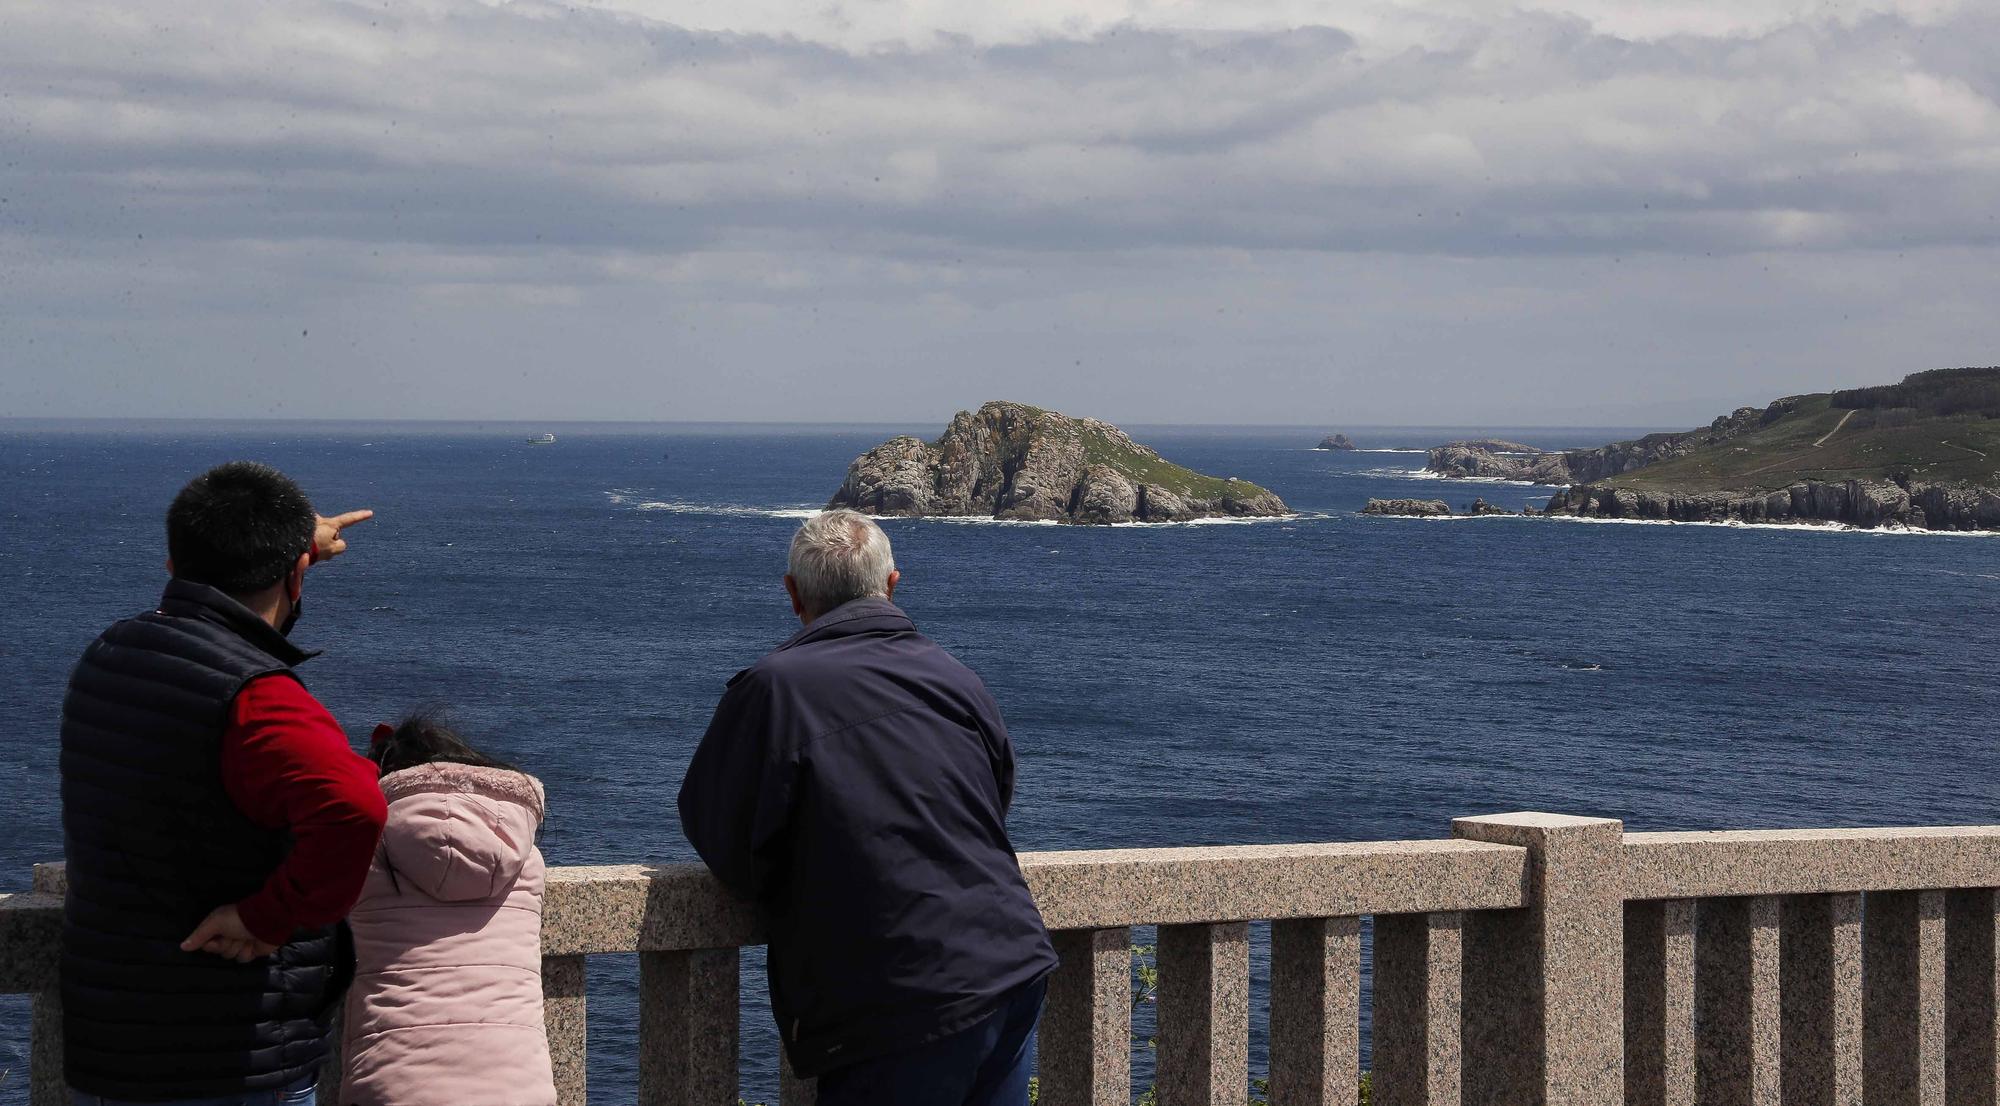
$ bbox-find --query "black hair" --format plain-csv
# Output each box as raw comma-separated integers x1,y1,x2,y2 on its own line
369,708,521,777
166,461,316,596
369,710,528,896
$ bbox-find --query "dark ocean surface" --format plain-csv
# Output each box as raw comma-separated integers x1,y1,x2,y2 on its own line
2,420,1996,1103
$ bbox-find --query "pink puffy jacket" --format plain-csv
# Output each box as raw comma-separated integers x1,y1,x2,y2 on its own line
340,763,556,1106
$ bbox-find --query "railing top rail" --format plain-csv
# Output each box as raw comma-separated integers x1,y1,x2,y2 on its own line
1623,824,2000,900
11,824,2000,992
1020,838,1528,929
10,839,1532,965
539,839,1533,954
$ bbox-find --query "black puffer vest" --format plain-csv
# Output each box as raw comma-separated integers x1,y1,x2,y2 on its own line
59,579,346,1099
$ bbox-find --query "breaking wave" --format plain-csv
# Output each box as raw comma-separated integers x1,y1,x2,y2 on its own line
1340,467,1557,487
1387,512,2000,538
608,492,818,519
609,491,1326,527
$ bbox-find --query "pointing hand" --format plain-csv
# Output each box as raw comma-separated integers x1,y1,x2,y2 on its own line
312,510,375,564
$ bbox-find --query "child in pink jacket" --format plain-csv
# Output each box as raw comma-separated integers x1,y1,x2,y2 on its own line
339,714,557,1106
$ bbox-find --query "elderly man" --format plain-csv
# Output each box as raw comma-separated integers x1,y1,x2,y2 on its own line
679,509,1055,1105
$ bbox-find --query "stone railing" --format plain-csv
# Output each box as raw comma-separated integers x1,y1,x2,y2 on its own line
3,813,1997,1105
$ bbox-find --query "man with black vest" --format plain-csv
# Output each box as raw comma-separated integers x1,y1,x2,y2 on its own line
59,461,387,1106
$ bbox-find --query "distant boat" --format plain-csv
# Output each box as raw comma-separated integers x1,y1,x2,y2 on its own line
527,433,557,445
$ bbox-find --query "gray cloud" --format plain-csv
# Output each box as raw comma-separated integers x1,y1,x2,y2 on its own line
1,0,1997,423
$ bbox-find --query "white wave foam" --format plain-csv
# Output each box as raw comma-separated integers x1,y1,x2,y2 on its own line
1387,512,2000,538
1345,468,1555,487
614,491,1327,528
907,511,1325,528
1532,515,2000,538
629,499,819,519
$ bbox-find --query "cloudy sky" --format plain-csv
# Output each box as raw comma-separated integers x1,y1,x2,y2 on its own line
2,0,1997,426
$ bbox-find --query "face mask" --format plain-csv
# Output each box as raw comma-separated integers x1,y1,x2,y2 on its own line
280,595,304,637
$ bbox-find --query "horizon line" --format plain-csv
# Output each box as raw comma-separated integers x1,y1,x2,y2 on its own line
0,414,1686,432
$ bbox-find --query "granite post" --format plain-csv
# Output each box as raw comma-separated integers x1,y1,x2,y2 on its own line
1268,916,1360,1106
1623,899,1695,1106
1039,928,1132,1106
639,948,740,1106
1156,922,1250,1106
1779,893,1862,1106
1696,895,1781,1106
543,954,589,1106
1452,812,1623,1106
30,987,63,1106
1946,887,1997,1106
1372,911,1463,1106
1866,890,1947,1106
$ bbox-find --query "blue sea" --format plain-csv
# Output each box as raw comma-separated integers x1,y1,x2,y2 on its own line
2,420,1996,1103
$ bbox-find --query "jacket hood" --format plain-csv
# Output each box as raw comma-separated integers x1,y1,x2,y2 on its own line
379,763,546,903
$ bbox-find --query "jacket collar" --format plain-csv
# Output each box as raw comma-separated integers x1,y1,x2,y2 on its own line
156,578,320,664
774,596,914,653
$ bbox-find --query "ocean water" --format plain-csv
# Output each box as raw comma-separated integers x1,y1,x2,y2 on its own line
2,420,1996,1103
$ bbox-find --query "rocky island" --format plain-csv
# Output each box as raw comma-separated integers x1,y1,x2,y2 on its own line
1363,497,1510,518
1423,367,2000,531
1315,433,1358,451
829,401,1290,524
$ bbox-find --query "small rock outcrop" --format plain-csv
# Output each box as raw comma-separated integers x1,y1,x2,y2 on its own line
1362,498,1453,517
829,402,1290,525
1315,433,1359,451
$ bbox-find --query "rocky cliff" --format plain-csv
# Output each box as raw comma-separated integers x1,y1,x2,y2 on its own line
829,402,1290,524
1529,368,2000,531
1410,367,2000,531
1541,479,2000,530
1426,405,1789,484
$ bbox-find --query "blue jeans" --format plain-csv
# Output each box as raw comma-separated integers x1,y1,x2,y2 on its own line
71,1073,319,1106
816,977,1047,1106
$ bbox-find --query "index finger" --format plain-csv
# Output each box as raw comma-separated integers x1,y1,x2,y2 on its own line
327,509,375,529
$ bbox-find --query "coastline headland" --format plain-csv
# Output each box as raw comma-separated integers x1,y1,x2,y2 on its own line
1418,367,2000,532
829,401,1289,524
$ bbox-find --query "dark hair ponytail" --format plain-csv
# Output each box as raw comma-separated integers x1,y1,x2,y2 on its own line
369,708,520,777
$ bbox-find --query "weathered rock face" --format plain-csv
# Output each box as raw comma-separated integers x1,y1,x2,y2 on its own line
829,401,1290,525
1362,498,1453,517
1427,445,1576,484
1315,433,1359,451
1539,477,2000,531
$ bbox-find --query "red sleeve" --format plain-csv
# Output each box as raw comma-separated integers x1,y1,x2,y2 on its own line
220,674,388,946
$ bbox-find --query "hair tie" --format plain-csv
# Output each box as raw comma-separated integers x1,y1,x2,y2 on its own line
370,722,395,749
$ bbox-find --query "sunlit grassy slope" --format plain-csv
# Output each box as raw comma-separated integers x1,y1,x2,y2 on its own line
1611,390,2000,492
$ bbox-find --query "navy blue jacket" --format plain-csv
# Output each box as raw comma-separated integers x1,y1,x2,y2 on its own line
678,598,1057,1077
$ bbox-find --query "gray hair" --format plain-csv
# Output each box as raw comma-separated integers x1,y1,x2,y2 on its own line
788,509,897,616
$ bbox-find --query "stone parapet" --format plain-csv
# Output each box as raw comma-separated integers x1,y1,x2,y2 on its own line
4,816,1998,1105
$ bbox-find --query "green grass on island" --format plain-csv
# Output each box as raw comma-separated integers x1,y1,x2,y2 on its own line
1076,422,1271,501
1607,368,2000,493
